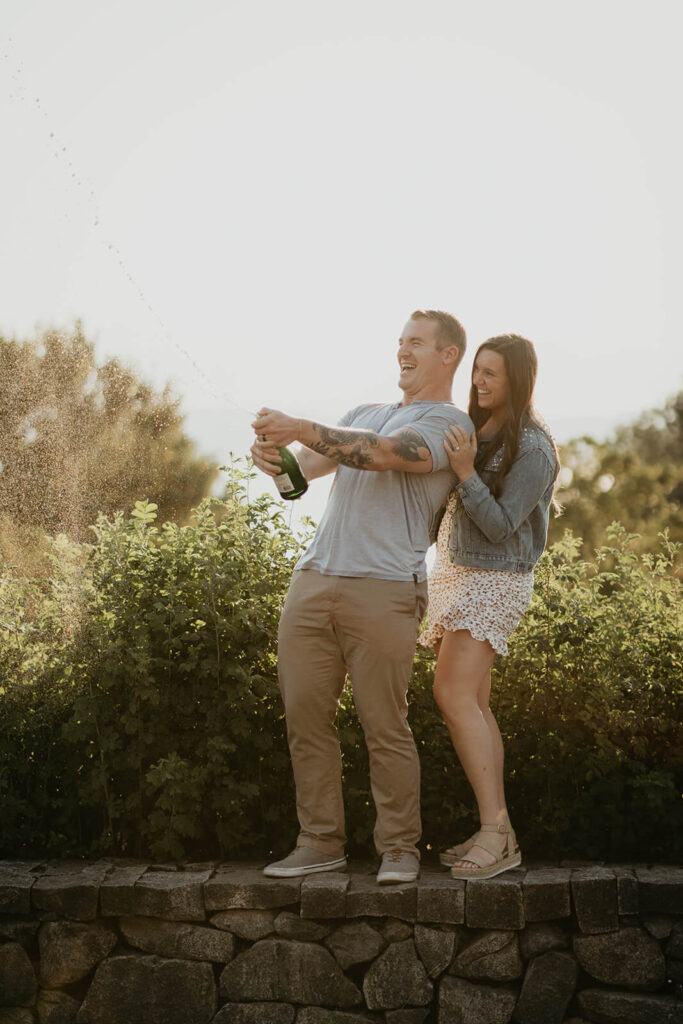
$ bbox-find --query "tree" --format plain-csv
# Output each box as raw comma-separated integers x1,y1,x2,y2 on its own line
0,325,218,545
551,392,683,556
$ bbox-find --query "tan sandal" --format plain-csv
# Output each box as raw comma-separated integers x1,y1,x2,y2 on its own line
449,823,521,880
439,833,477,867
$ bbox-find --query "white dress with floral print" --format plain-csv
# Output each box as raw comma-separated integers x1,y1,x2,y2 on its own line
419,492,534,656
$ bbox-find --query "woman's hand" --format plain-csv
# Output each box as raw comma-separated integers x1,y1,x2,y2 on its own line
444,425,477,481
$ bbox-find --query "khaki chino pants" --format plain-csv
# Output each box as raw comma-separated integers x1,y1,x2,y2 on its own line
277,569,428,857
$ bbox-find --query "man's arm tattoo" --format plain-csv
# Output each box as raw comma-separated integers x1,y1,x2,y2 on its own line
306,423,430,471
389,428,431,463
308,423,380,469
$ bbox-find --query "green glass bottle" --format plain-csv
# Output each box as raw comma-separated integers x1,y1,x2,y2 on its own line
274,446,308,500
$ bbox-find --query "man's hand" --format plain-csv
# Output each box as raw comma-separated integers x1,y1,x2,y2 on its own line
252,408,301,447
250,436,283,477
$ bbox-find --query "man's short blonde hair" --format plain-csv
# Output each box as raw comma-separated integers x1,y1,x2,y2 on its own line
410,309,467,368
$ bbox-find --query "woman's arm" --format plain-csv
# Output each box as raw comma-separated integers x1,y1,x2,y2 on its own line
456,447,557,543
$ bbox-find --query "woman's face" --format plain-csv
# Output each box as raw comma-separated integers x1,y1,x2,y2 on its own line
472,348,509,414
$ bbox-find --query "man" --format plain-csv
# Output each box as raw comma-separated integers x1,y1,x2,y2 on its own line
250,310,473,883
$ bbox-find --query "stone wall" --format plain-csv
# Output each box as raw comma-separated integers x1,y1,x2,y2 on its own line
1,859,683,1024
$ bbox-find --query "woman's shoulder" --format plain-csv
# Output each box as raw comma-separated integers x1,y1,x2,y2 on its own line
518,420,556,457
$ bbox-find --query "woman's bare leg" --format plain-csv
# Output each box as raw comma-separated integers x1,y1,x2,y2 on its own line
477,667,509,822
434,629,511,866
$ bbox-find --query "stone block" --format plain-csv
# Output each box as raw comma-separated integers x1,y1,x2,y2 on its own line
666,921,683,959
32,863,110,922
0,942,37,1007
571,866,618,934
219,939,361,1007
273,911,331,941
614,867,639,915
345,875,416,920
578,988,683,1024
212,1005,295,1024
300,873,349,919
414,924,456,978
0,1010,35,1024
645,916,676,941
451,931,523,982
76,954,216,1024
416,872,465,925
518,922,568,961
209,909,274,940
438,977,517,1024
295,1013,376,1024
38,920,117,987
131,869,209,921
522,867,571,921
363,939,432,1011
0,861,44,873
573,925,666,991
99,864,149,918
636,867,683,915
0,866,36,916
119,916,235,962
204,864,301,912
37,989,80,1024
183,862,219,874
465,872,524,930
381,918,413,942
0,918,40,947
386,1012,430,1024
512,950,578,1024
324,921,385,970
667,959,683,983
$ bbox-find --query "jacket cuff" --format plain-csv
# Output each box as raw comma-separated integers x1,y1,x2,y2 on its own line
455,472,487,498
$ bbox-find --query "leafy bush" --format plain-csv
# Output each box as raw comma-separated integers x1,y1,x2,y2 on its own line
1,464,307,859
416,526,682,863
1,465,681,863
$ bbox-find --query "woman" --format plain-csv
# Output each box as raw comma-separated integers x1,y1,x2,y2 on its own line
420,334,559,880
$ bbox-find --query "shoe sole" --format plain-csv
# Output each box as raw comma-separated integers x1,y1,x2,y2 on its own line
263,858,347,878
449,852,522,880
377,872,419,885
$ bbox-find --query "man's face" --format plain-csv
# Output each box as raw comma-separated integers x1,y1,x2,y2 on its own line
397,317,451,396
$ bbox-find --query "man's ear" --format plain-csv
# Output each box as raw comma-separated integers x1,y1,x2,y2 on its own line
442,345,459,366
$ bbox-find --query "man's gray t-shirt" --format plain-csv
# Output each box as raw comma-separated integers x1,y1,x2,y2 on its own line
295,400,474,582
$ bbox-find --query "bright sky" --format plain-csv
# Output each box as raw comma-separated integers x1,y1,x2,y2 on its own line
2,0,682,524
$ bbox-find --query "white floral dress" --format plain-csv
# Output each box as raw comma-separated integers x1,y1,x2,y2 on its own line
419,492,534,656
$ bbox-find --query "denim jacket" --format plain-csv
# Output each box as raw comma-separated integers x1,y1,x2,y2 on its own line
447,424,558,573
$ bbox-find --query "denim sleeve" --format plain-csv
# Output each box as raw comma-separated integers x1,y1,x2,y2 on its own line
455,447,557,542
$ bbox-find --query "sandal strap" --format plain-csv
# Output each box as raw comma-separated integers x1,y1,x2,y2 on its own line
454,847,493,870
456,826,516,868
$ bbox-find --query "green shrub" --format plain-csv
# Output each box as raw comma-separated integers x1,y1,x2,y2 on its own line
414,526,682,863
1,465,681,863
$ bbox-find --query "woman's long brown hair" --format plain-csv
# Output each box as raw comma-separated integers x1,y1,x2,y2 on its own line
468,334,559,497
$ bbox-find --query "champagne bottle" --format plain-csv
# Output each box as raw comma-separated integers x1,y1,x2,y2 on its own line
274,446,308,500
